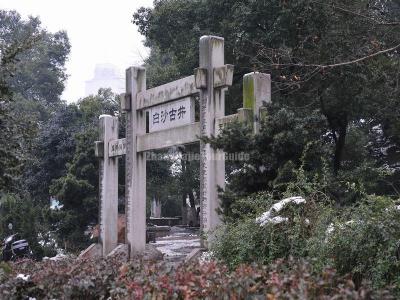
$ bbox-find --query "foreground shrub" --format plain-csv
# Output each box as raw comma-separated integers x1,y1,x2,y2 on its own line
213,192,400,292
212,192,326,268
0,257,395,299
0,263,11,284
309,196,400,290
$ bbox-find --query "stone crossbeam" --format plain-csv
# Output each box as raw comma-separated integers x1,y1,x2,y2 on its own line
215,108,253,131
137,75,197,110
137,122,200,152
137,64,234,110
213,64,234,88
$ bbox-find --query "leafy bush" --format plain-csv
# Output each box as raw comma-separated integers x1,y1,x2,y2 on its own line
309,196,400,290
0,193,52,259
212,192,325,268
213,191,400,292
0,256,395,299
0,262,11,284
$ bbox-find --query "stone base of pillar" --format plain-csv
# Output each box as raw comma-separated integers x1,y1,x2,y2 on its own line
184,247,206,263
130,244,164,261
107,244,129,260
78,243,102,260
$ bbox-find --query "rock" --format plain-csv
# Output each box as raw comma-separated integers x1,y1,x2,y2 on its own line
185,247,205,263
78,243,102,260
142,244,164,261
43,254,69,261
107,244,129,261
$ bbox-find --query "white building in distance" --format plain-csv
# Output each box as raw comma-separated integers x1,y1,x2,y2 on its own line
85,63,124,96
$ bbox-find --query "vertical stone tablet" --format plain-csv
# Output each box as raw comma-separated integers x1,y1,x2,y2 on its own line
243,72,271,133
125,67,147,255
98,115,119,256
199,36,226,247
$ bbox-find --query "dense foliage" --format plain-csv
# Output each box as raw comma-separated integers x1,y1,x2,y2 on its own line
0,10,70,194
0,1,400,296
134,0,400,197
212,189,400,289
134,3,400,290
47,89,120,252
0,256,396,299
0,10,72,258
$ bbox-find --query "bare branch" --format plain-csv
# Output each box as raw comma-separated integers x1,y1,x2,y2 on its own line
310,1,400,26
269,43,400,69
333,5,400,26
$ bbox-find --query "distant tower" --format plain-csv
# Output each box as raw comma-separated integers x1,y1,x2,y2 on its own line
85,63,124,96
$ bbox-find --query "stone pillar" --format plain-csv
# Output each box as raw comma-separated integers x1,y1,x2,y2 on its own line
151,197,162,218
243,72,271,133
98,115,119,256
124,67,147,255
199,36,226,247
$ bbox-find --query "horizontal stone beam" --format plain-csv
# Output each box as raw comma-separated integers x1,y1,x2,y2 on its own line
216,113,238,130
213,64,234,88
137,75,198,110
137,65,235,110
137,122,200,152
215,108,253,131
237,108,253,122
195,65,234,89
109,138,127,157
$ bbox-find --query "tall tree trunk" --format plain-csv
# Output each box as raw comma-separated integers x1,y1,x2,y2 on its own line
320,96,348,175
333,125,347,175
181,192,188,225
188,191,198,226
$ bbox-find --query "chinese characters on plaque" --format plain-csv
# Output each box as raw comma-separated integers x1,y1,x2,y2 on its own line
108,138,126,157
147,97,195,133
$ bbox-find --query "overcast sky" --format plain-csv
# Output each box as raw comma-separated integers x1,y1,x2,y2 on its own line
1,0,153,102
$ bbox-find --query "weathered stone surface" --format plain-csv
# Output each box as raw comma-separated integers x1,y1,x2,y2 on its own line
78,243,102,260
125,67,147,254
194,68,207,89
215,113,238,133
144,244,164,261
120,93,131,111
94,141,104,158
184,247,205,263
151,197,162,218
215,108,253,133
107,244,129,260
99,115,119,256
108,138,126,157
129,244,164,261
237,108,253,123
199,35,226,247
243,72,271,133
213,64,234,88
137,75,198,110
137,122,200,152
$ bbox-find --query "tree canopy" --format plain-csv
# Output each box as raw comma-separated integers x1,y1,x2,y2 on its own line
134,0,400,206
0,10,71,195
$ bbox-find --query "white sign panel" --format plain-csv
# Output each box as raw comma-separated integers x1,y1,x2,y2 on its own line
148,97,194,133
